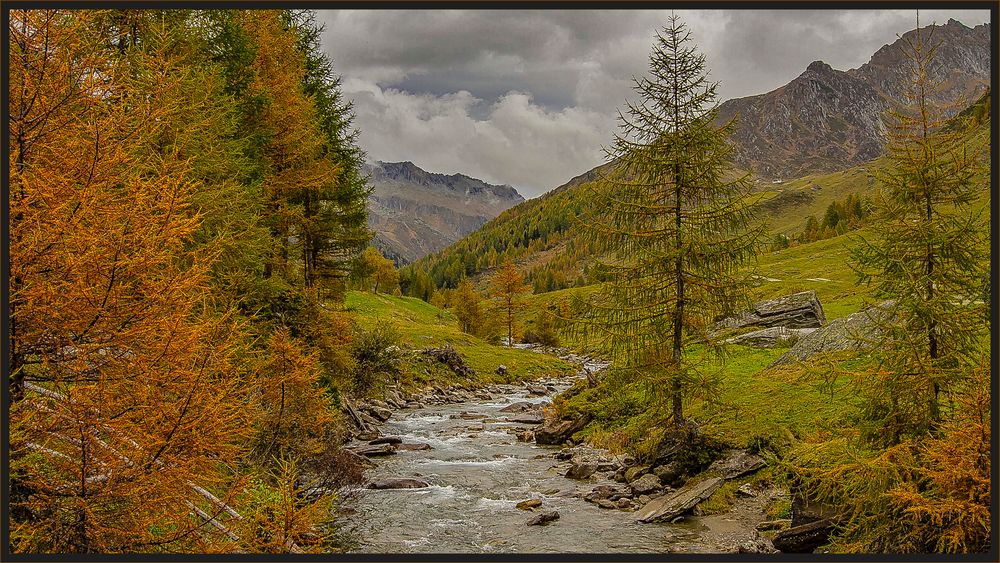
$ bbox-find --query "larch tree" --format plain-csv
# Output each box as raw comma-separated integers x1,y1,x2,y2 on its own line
453,277,485,336
286,10,373,295
849,16,988,444
372,255,400,295
576,14,763,424
245,11,339,287
490,259,530,348
8,10,255,551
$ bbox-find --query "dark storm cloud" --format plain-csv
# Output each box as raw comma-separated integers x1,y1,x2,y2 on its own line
317,9,989,197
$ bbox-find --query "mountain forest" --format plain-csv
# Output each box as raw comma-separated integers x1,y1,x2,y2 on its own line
5,7,993,556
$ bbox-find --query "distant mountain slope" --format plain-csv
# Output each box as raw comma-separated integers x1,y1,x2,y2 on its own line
414,88,990,294
365,161,524,263
717,18,990,179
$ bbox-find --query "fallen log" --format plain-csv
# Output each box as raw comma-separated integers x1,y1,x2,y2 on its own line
635,477,724,523
771,518,835,553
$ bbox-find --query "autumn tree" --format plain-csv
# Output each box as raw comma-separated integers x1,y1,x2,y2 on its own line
490,259,530,347
373,257,399,295
8,10,346,553
253,328,337,462
359,247,397,294
849,16,988,444
453,277,485,336
576,14,763,424
8,10,256,551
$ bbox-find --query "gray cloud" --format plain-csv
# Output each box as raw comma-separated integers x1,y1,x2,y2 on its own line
317,9,989,197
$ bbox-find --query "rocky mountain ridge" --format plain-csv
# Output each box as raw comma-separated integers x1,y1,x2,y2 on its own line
717,18,990,179
365,161,525,263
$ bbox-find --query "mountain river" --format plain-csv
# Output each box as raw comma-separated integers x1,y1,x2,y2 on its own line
339,371,766,554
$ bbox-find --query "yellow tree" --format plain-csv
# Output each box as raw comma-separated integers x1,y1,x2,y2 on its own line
453,277,485,336
8,10,256,552
490,259,530,347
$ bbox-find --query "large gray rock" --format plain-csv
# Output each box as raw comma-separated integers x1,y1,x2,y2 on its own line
509,412,544,425
584,484,632,504
635,477,724,523
771,301,894,366
725,327,816,348
499,401,537,413
708,450,767,480
350,444,397,457
772,519,835,553
526,510,560,526
630,473,663,496
369,436,402,445
719,291,826,332
565,461,598,480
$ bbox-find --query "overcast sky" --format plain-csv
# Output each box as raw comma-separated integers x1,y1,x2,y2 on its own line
317,9,990,198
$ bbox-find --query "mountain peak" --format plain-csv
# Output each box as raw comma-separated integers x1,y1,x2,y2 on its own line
805,60,834,74
365,160,525,263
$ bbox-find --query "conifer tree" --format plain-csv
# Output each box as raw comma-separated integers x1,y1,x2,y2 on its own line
577,14,763,424
490,259,530,347
849,16,988,444
453,277,485,336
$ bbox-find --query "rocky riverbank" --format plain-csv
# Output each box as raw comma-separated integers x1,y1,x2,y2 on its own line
338,346,789,553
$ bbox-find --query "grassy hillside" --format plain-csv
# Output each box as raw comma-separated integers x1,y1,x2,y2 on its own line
344,291,575,390
409,91,990,297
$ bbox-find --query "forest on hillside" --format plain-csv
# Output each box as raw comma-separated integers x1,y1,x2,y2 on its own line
5,7,993,557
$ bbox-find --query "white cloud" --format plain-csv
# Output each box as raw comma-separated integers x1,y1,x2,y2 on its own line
320,9,990,195
344,80,612,197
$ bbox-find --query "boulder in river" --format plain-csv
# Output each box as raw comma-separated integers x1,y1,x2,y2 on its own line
584,484,631,504
630,473,663,496
565,461,598,480
396,443,433,451
499,401,537,413
516,499,542,510
369,436,402,445
350,444,397,457
526,510,560,526
535,415,590,446
510,412,545,425
527,385,548,396
367,478,429,490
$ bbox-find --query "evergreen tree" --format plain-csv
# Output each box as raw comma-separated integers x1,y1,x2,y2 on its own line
576,14,763,424
849,17,988,444
285,11,372,293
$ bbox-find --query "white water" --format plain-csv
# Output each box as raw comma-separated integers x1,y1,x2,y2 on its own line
338,380,724,554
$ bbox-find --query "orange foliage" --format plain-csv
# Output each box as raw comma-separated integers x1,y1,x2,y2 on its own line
239,11,338,284
8,10,253,552
253,328,337,462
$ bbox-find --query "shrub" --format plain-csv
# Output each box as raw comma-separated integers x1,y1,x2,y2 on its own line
349,325,401,395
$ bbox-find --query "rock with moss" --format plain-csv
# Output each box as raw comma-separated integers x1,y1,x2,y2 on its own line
770,301,895,366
